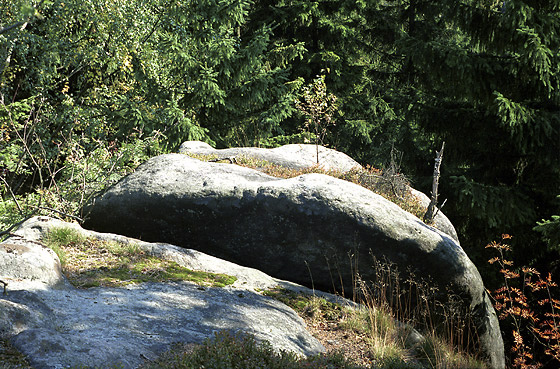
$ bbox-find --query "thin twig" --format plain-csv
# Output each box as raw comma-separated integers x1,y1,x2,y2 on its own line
208,157,238,164
0,22,26,35
0,211,38,241
0,175,23,214
432,198,447,220
32,206,83,222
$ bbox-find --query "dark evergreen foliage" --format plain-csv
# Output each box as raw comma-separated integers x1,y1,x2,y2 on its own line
364,0,560,273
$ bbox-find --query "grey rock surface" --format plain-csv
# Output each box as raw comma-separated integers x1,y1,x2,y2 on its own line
1,217,327,369
0,236,63,287
179,141,361,172
5,283,321,369
180,141,459,242
409,188,459,243
82,153,505,368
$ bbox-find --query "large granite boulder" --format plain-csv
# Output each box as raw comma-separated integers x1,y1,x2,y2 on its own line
1,217,327,369
82,153,505,368
181,141,459,243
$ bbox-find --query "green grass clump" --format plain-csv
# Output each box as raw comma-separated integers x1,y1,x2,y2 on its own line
43,227,236,288
43,226,86,266
140,330,420,369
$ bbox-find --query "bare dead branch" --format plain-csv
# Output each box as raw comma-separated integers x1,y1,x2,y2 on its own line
32,206,83,223
423,142,445,224
208,157,238,164
0,175,23,215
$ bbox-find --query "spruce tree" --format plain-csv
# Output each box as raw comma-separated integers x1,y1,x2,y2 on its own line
362,0,560,268
250,0,560,269
152,0,307,148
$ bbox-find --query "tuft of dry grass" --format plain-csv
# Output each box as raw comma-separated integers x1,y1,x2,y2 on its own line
185,153,427,220
262,286,486,369
354,255,487,369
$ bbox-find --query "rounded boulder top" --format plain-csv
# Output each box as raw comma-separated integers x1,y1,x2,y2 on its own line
178,141,362,173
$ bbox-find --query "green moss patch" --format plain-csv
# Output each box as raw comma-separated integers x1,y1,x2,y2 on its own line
262,287,346,322
43,227,236,289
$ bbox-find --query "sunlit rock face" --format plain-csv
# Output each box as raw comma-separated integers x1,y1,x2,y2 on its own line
83,152,504,368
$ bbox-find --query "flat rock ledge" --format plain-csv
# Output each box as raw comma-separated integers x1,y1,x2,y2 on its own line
0,217,332,369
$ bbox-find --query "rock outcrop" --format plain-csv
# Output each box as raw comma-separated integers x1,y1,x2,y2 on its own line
82,152,505,368
0,240,63,287
181,141,459,243
179,141,361,172
1,217,327,369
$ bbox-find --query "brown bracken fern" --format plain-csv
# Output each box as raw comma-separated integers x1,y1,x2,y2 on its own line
487,235,560,368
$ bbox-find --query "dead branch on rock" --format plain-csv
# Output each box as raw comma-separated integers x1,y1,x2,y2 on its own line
208,157,238,164
423,142,445,224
